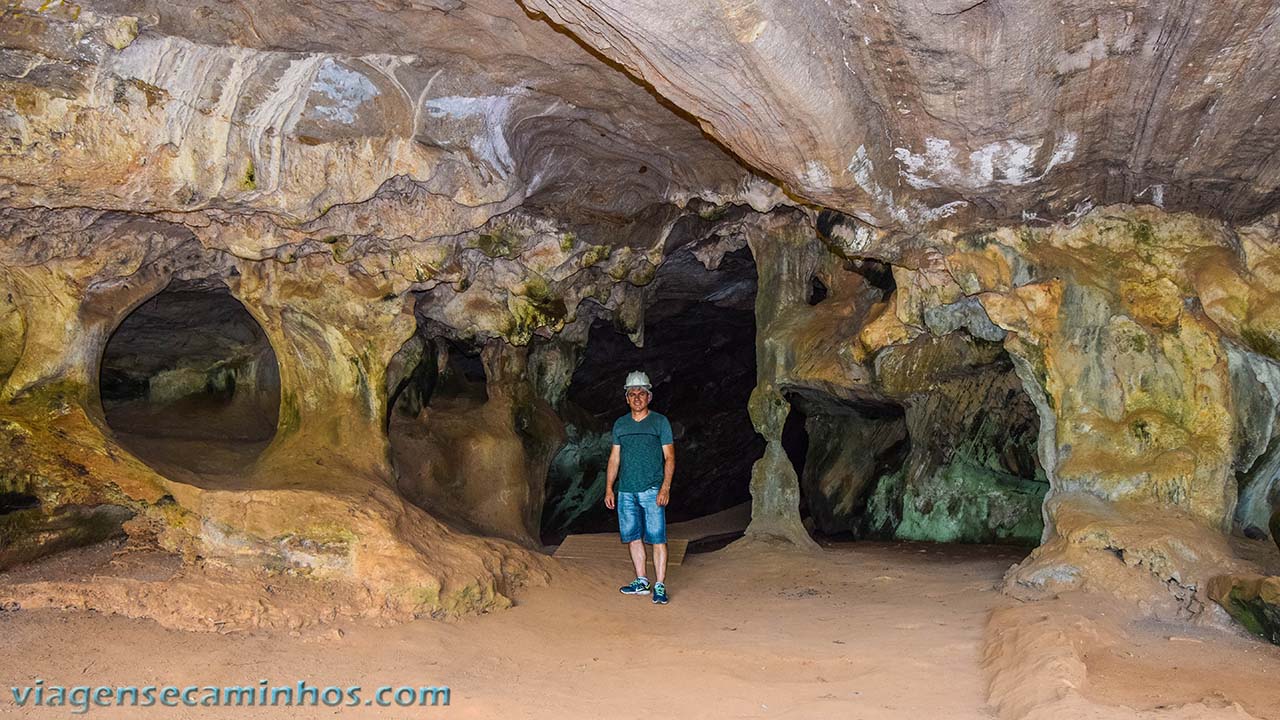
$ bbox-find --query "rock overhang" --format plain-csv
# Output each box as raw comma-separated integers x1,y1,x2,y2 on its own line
11,0,1280,240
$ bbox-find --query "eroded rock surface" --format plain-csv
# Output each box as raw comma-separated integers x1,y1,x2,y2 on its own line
846,207,1280,607
526,0,1280,227
2,0,1280,638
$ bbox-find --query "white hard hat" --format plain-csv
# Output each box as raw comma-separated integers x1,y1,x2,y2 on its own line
624,371,652,392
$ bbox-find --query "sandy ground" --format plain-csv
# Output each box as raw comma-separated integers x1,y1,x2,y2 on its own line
3,538,1280,719
1084,614,1280,717
0,540,1024,719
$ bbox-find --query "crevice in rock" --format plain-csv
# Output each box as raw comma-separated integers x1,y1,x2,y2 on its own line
806,275,829,306
0,492,39,515
0,289,22,392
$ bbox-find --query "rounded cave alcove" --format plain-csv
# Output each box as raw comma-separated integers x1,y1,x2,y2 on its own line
386,331,526,542
540,244,763,548
98,280,281,481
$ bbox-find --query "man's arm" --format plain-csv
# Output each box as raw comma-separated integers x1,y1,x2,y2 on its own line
657,443,675,507
604,444,621,509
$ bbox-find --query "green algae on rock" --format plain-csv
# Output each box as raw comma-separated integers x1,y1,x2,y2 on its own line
1207,574,1280,645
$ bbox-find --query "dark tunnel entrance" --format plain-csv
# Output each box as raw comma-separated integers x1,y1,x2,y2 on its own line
540,245,762,545
782,334,1048,546
99,281,281,479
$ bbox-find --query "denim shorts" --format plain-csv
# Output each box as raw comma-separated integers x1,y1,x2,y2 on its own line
617,485,667,545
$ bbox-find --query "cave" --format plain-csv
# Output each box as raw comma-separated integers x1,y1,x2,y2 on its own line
4,2,1280,717
385,325,553,545
783,344,1048,547
99,281,281,479
541,243,762,544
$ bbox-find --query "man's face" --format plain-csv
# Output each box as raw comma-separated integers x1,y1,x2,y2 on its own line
626,387,651,412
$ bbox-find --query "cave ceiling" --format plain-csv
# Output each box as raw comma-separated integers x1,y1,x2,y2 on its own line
525,0,1280,227
4,0,1280,243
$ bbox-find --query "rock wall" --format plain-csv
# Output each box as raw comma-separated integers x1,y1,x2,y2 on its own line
526,0,1280,227
2,0,1280,636
0,202,670,622
865,334,1048,544
2,195,1278,625
0,1,754,225
390,339,564,547
716,203,1280,615
841,206,1280,606
743,211,1048,546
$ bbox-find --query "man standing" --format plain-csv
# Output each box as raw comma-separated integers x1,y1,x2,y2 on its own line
604,371,675,605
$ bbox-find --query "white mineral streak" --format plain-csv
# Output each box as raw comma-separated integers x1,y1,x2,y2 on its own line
801,160,834,191
106,36,257,148
1055,38,1108,75
737,174,789,213
243,55,327,195
1137,183,1167,208
102,36,407,197
848,145,969,227
918,200,969,222
894,133,1079,191
310,59,381,124
829,219,873,253
423,90,526,177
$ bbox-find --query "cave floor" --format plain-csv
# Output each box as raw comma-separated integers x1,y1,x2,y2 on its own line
103,398,274,485
2,541,1278,719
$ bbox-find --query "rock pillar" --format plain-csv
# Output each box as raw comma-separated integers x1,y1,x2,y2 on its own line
741,212,819,547
230,253,415,483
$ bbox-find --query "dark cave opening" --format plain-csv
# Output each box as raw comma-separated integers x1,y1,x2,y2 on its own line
540,245,762,544
0,492,40,515
784,390,911,542
806,275,829,306
785,337,1048,546
98,281,281,478
386,330,489,424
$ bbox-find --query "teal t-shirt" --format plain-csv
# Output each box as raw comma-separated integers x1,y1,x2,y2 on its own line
612,411,674,493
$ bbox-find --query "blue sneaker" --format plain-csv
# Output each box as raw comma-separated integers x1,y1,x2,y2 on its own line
652,582,669,604
620,577,651,595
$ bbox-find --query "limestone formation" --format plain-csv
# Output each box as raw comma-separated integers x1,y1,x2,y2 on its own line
2,0,1280,647
792,405,907,538
390,339,564,547
526,0,1280,227
741,211,827,548
866,333,1047,544
847,207,1280,606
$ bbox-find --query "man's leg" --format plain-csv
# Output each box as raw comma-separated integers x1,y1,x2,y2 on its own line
641,486,669,590
653,542,668,585
617,491,650,593
628,539,648,579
